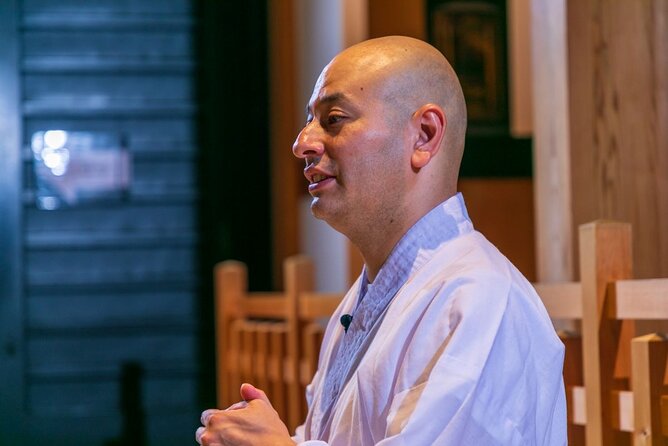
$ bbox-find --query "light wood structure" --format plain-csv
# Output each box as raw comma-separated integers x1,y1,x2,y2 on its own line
532,0,668,282
214,255,341,432
215,221,668,445
536,221,668,446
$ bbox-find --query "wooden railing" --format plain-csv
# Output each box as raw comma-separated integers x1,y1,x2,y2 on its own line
214,255,341,432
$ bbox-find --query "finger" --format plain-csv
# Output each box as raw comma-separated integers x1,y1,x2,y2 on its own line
195,426,205,444
240,383,271,406
200,409,221,426
225,400,248,411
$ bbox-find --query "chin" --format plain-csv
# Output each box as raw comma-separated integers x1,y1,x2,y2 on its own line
309,199,339,224
309,199,328,221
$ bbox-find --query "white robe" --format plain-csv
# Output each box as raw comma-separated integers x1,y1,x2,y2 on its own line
293,227,566,445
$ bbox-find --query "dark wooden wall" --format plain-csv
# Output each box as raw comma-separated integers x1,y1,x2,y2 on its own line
2,0,202,444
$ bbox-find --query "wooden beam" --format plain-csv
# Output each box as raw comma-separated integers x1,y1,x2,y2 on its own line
610,279,668,320
240,294,287,319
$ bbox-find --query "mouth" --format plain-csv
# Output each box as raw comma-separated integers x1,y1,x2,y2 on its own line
306,171,336,194
311,173,331,184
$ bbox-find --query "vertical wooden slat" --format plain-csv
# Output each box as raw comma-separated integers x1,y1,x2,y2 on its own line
631,334,668,446
240,322,255,387
579,221,633,445
269,325,287,422
255,324,270,394
228,320,244,408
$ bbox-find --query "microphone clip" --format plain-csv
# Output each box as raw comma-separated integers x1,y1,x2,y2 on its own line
340,314,353,333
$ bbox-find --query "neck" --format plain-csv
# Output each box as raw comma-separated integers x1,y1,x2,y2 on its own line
348,208,418,283
351,190,457,282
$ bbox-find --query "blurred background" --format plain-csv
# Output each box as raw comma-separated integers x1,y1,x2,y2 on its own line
1,0,665,444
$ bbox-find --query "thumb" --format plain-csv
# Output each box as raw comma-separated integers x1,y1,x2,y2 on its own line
240,383,272,406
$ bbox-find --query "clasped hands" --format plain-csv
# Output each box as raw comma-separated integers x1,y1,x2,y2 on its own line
196,383,296,446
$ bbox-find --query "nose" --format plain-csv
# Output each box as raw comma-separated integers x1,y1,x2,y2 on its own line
292,122,325,160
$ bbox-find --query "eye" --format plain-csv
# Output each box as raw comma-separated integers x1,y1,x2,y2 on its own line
327,114,345,125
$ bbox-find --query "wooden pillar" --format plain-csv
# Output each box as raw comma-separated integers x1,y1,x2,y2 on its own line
268,0,302,289
567,0,668,280
530,0,574,282
579,221,633,445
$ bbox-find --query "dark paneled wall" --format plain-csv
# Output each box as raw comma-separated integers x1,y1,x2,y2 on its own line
16,0,200,444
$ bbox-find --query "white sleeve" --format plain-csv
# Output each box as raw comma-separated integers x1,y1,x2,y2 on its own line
292,424,327,445
373,280,565,445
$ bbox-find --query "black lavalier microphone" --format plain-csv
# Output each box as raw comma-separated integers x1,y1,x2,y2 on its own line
340,314,353,333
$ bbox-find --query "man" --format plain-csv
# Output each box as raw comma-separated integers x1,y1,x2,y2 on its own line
197,36,566,445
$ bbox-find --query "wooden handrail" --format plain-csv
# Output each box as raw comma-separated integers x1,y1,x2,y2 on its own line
299,294,342,319
240,293,286,318
609,279,668,319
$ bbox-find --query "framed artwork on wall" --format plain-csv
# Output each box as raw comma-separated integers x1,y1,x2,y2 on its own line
428,0,508,134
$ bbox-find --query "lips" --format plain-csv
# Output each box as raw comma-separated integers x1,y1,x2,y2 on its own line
311,173,330,184
304,163,336,185
304,166,336,194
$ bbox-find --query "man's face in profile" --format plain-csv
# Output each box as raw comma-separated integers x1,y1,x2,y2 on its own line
292,55,413,236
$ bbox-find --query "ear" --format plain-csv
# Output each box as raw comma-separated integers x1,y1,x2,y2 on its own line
410,104,446,170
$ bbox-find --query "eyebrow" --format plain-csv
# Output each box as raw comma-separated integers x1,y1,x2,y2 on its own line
305,92,349,117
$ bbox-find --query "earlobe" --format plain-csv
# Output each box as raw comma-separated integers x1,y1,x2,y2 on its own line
411,148,431,169
410,104,446,170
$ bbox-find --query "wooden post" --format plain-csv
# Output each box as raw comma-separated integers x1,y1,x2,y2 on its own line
530,0,574,283
214,261,246,408
283,256,314,431
631,334,668,446
268,0,301,289
579,221,633,445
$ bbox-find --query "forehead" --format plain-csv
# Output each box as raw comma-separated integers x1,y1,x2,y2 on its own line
308,56,387,111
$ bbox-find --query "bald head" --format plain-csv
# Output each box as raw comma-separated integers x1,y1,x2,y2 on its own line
326,36,467,180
